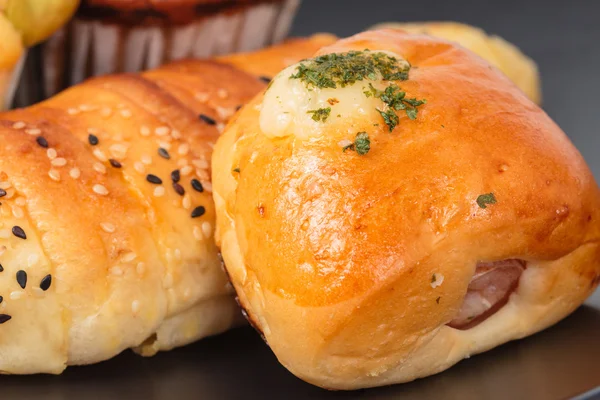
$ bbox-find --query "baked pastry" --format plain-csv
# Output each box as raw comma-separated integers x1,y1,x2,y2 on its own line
0,34,326,374
213,29,600,389
371,21,541,104
24,0,302,104
0,0,78,109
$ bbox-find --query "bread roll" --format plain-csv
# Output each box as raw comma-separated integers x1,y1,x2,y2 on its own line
0,34,327,374
213,29,600,389
371,22,541,104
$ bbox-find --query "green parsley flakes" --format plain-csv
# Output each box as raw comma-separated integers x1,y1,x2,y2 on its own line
307,107,331,122
476,193,497,209
290,50,410,89
367,83,426,130
343,132,371,155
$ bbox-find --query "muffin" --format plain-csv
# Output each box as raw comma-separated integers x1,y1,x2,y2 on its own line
28,0,301,102
0,0,78,109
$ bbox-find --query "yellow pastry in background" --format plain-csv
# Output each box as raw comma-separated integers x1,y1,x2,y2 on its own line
0,0,78,110
371,22,541,104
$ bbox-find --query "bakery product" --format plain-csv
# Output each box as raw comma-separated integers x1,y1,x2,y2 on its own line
371,22,541,104
0,34,326,374
0,0,78,109
26,0,302,104
213,29,600,389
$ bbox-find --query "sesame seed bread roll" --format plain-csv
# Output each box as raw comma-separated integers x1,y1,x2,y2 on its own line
0,35,326,373
212,29,600,390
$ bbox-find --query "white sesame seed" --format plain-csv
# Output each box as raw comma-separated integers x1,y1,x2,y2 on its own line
0,229,10,239
26,128,41,136
134,162,145,174
110,266,123,276
48,169,61,181
12,206,23,219
10,291,23,300
178,143,190,156
203,181,213,193
79,104,95,112
120,109,132,118
131,300,140,314
194,92,209,102
12,121,26,129
136,262,145,276
174,248,181,261
122,252,137,262
177,159,189,167
155,126,170,136
0,181,10,190
15,197,26,206
69,167,81,179
171,130,182,140
110,144,128,159
93,184,109,196
93,148,108,162
140,126,151,136
27,254,39,267
3,188,14,199
195,169,209,181
100,107,113,118
51,157,67,167
216,123,225,133
182,194,191,210
67,107,79,115
181,166,193,176
47,148,57,160
100,222,115,233
202,221,212,238
216,106,233,120
158,141,171,150
192,159,209,169
217,88,229,99
431,273,445,288
193,226,203,241
153,186,166,197
93,162,107,174
141,155,152,165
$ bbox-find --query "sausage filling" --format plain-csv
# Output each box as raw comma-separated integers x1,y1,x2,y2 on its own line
448,259,526,330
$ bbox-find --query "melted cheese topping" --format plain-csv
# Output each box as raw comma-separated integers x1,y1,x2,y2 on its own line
259,50,409,140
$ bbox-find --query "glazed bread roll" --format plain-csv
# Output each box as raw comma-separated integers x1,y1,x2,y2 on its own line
371,22,541,104
0,34,326,374
213,29,600,389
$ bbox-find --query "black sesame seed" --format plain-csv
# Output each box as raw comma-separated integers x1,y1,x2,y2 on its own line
0,296,3,304
235,105,243,111
171,170,180,183
88,134,99,146
173,182,185,196
191,179,204,193
109,159,122,168
16,270,27,289
259,76,272,83
199,114,216,125
0,314,11,324
158,147,170,160
36,136,49,148
191,206,206,218
0,189,5,198
146,174,162,184
0,263,3,272
12,226,26,240
40,274,52,291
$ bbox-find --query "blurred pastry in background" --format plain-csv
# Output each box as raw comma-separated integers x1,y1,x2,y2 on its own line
21,0,301,104
0,0,78,110
371,22,541,104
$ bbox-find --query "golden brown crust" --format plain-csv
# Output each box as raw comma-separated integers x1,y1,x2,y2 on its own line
0,35,327,374
213,29,600,389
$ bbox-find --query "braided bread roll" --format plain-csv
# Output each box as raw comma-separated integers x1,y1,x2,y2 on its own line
0,34,332,374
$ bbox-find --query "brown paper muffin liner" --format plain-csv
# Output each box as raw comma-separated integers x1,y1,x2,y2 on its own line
17,0,300,106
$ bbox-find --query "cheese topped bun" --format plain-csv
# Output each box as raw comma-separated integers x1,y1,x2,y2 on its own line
213,29,600,390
